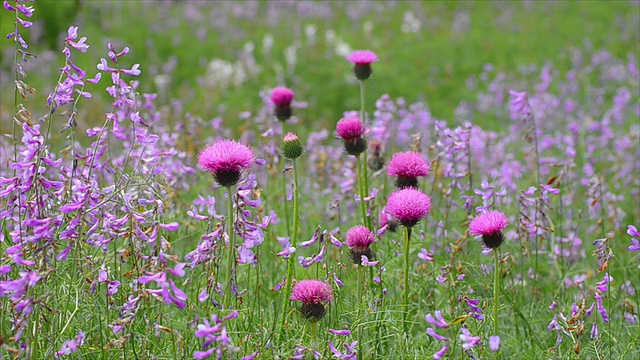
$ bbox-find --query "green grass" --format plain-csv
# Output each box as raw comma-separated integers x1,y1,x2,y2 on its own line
1,1,639,359
1,1,638,131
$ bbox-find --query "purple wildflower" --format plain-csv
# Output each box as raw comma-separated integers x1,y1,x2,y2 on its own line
459,328,481,350
347,50,378,80
345,225,376,265
386,188,431,227
387,151,430,188
271,87,294,121
489,335,500,352
290,279,333,321
469,210,509,249
198,140,254,187
336,117,367,156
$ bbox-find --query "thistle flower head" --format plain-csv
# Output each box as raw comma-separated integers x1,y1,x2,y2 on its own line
291,279,333,321
386,188,431,227
345,225,376,265
271,86,294,121
345,225,375,248
336,117,366,141
347,50,379,65
469,210,509,249
271,87,294,106
336,117,367,155
347,50,378,80
291,279,333,303
387,151,430,188
198,139,254,187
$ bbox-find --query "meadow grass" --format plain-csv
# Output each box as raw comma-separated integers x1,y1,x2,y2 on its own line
1,1,639,359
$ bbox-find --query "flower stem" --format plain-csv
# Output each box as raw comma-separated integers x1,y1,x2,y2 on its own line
357,266,365,359
223,187,236,309
359,80,372,230
356,155,368,228
493,248,500,336
403,226,412,333
278,158,300,342
310,320,318,351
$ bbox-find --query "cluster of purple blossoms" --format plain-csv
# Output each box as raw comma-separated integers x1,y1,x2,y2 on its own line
193,311,239,359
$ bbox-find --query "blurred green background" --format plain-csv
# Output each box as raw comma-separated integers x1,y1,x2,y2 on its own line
1,0,638,131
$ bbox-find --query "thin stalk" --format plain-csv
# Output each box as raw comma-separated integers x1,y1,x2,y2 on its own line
493,248,500,336
403,226,412,333
310,320,318,351
281,168,291,236
357,266,364,359
281,122,291,236
223,187,236,309
356,155,368,228
358,80,372,230
278,159,300,342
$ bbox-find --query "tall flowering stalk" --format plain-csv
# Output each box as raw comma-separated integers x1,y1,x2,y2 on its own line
345,225,377,357
271,87,295,237
386,188,431,332
469,210,508,337
290,279,333,350
336,117,368,228
348,50,378,230
278,133,303,342
509,90,543,294
198,139,254,309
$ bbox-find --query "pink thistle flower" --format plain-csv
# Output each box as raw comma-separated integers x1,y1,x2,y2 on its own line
198,139,254,187
271,87,294,121
347,50,379,80
336,117,367,156
469,210,509,249
345,225,376,265
386,188,432,227
387,151,430,188
291,279,333,321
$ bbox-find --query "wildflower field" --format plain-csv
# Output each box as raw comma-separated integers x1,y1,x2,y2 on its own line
1,1,639,359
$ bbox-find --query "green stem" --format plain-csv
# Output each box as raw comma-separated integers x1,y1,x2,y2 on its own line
493,248,500,336
357,266,365,359
310,320,318,351
278,159,300,342
356,155,368,228
359,80,372,230
223,187,236,309
403,227,412,333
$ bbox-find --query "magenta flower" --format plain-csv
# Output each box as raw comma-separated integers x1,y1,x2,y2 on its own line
469,210,509,249
271,87,294,121
290,279,333,321
336,117,367,156
345,225,376,264
347,50,379,80
387,151,430,188
386,188,432,227
198,139,254,187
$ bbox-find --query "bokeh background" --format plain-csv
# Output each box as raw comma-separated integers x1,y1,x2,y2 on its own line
1,0,638,134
